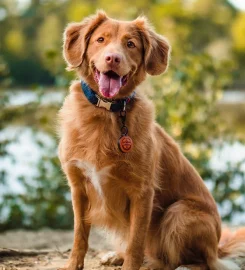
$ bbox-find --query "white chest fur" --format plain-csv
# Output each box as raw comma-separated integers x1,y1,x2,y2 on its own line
75,160,111,197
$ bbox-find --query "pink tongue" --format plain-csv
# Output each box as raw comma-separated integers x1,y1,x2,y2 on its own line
99,73,122,98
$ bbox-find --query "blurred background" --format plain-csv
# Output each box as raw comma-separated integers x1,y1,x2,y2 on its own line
0,0,245,231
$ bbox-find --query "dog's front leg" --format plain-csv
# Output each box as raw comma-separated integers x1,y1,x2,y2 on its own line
59,165,90,270
123,187,154,270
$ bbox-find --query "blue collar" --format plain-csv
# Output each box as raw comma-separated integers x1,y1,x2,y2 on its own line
81,81,135,112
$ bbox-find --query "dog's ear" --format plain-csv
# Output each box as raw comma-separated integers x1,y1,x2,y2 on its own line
135,17,171,76
63,11,108,69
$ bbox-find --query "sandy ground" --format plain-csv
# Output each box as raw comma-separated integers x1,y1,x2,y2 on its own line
0,228,245,270
0,228,116,270
0,228,149,270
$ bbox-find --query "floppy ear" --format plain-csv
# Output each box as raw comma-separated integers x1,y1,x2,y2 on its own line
135,17,171,76
63,11,108,69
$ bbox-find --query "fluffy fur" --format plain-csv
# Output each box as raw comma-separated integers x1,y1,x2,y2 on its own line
58,11,245,270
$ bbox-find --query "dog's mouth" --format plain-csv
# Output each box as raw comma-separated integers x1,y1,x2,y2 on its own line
94,68,128,98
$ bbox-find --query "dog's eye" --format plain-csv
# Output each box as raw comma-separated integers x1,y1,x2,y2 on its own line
97,37,104,43
127,41,136,48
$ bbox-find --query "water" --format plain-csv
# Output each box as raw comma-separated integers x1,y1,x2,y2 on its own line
5,89,245,107
4,88,65,106
209,142,245,225
221,90,245,104
0,126,56,195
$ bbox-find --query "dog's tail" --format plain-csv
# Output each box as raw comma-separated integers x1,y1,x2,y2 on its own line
208,227,245,270
218,227,245,259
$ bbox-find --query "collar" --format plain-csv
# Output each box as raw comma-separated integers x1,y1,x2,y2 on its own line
81,81,135,112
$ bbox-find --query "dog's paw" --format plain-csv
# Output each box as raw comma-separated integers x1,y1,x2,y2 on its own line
57,264,83,270
58,255,84,270
57,265,83,270
57,267,83,270
176,265,208,270
100,251,124,266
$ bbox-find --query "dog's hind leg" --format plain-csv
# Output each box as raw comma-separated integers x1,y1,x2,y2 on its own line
100,251,125,266
148,199,223,270
100,234,126,266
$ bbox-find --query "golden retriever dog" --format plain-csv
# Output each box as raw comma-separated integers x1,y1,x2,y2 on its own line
58,11,245,270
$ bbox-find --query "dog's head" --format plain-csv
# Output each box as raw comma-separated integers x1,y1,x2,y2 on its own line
63,11,171,99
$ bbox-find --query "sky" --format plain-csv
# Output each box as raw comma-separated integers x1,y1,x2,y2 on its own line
229,0,245,10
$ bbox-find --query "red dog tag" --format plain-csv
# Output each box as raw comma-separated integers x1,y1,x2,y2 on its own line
118,135,133,153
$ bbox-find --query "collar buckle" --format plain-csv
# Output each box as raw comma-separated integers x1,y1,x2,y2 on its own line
96,97,112,111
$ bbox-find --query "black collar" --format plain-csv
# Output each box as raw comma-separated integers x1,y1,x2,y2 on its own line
81,81,135,112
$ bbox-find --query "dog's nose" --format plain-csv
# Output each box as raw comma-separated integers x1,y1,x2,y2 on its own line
105,53,121,65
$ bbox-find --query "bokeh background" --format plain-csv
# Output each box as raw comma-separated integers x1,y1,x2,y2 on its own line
0,0,245,231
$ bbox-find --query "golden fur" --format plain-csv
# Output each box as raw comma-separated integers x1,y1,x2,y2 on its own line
58,11,245,270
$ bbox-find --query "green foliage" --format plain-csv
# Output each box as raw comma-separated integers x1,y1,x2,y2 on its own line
0,0,244,87
0,89,72,230
150,54,245,221
232,12,245,52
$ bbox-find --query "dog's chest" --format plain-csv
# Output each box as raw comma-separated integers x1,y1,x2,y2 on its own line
74,159,129,227
75,160,111,197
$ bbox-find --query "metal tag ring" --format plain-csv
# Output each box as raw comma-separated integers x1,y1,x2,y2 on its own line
121,126,128,136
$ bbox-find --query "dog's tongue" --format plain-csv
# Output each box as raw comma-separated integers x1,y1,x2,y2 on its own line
99,72,122,98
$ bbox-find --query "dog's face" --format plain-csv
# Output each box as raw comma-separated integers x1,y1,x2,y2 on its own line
63,11,170,98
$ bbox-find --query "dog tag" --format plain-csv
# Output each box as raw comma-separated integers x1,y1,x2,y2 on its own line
118,135,133,153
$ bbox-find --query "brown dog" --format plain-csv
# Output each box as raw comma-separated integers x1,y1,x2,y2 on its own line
58,11,245,270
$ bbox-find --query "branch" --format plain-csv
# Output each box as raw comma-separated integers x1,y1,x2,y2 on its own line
0,248,52,257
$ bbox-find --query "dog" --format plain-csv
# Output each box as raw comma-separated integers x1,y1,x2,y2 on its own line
58,11,245,270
